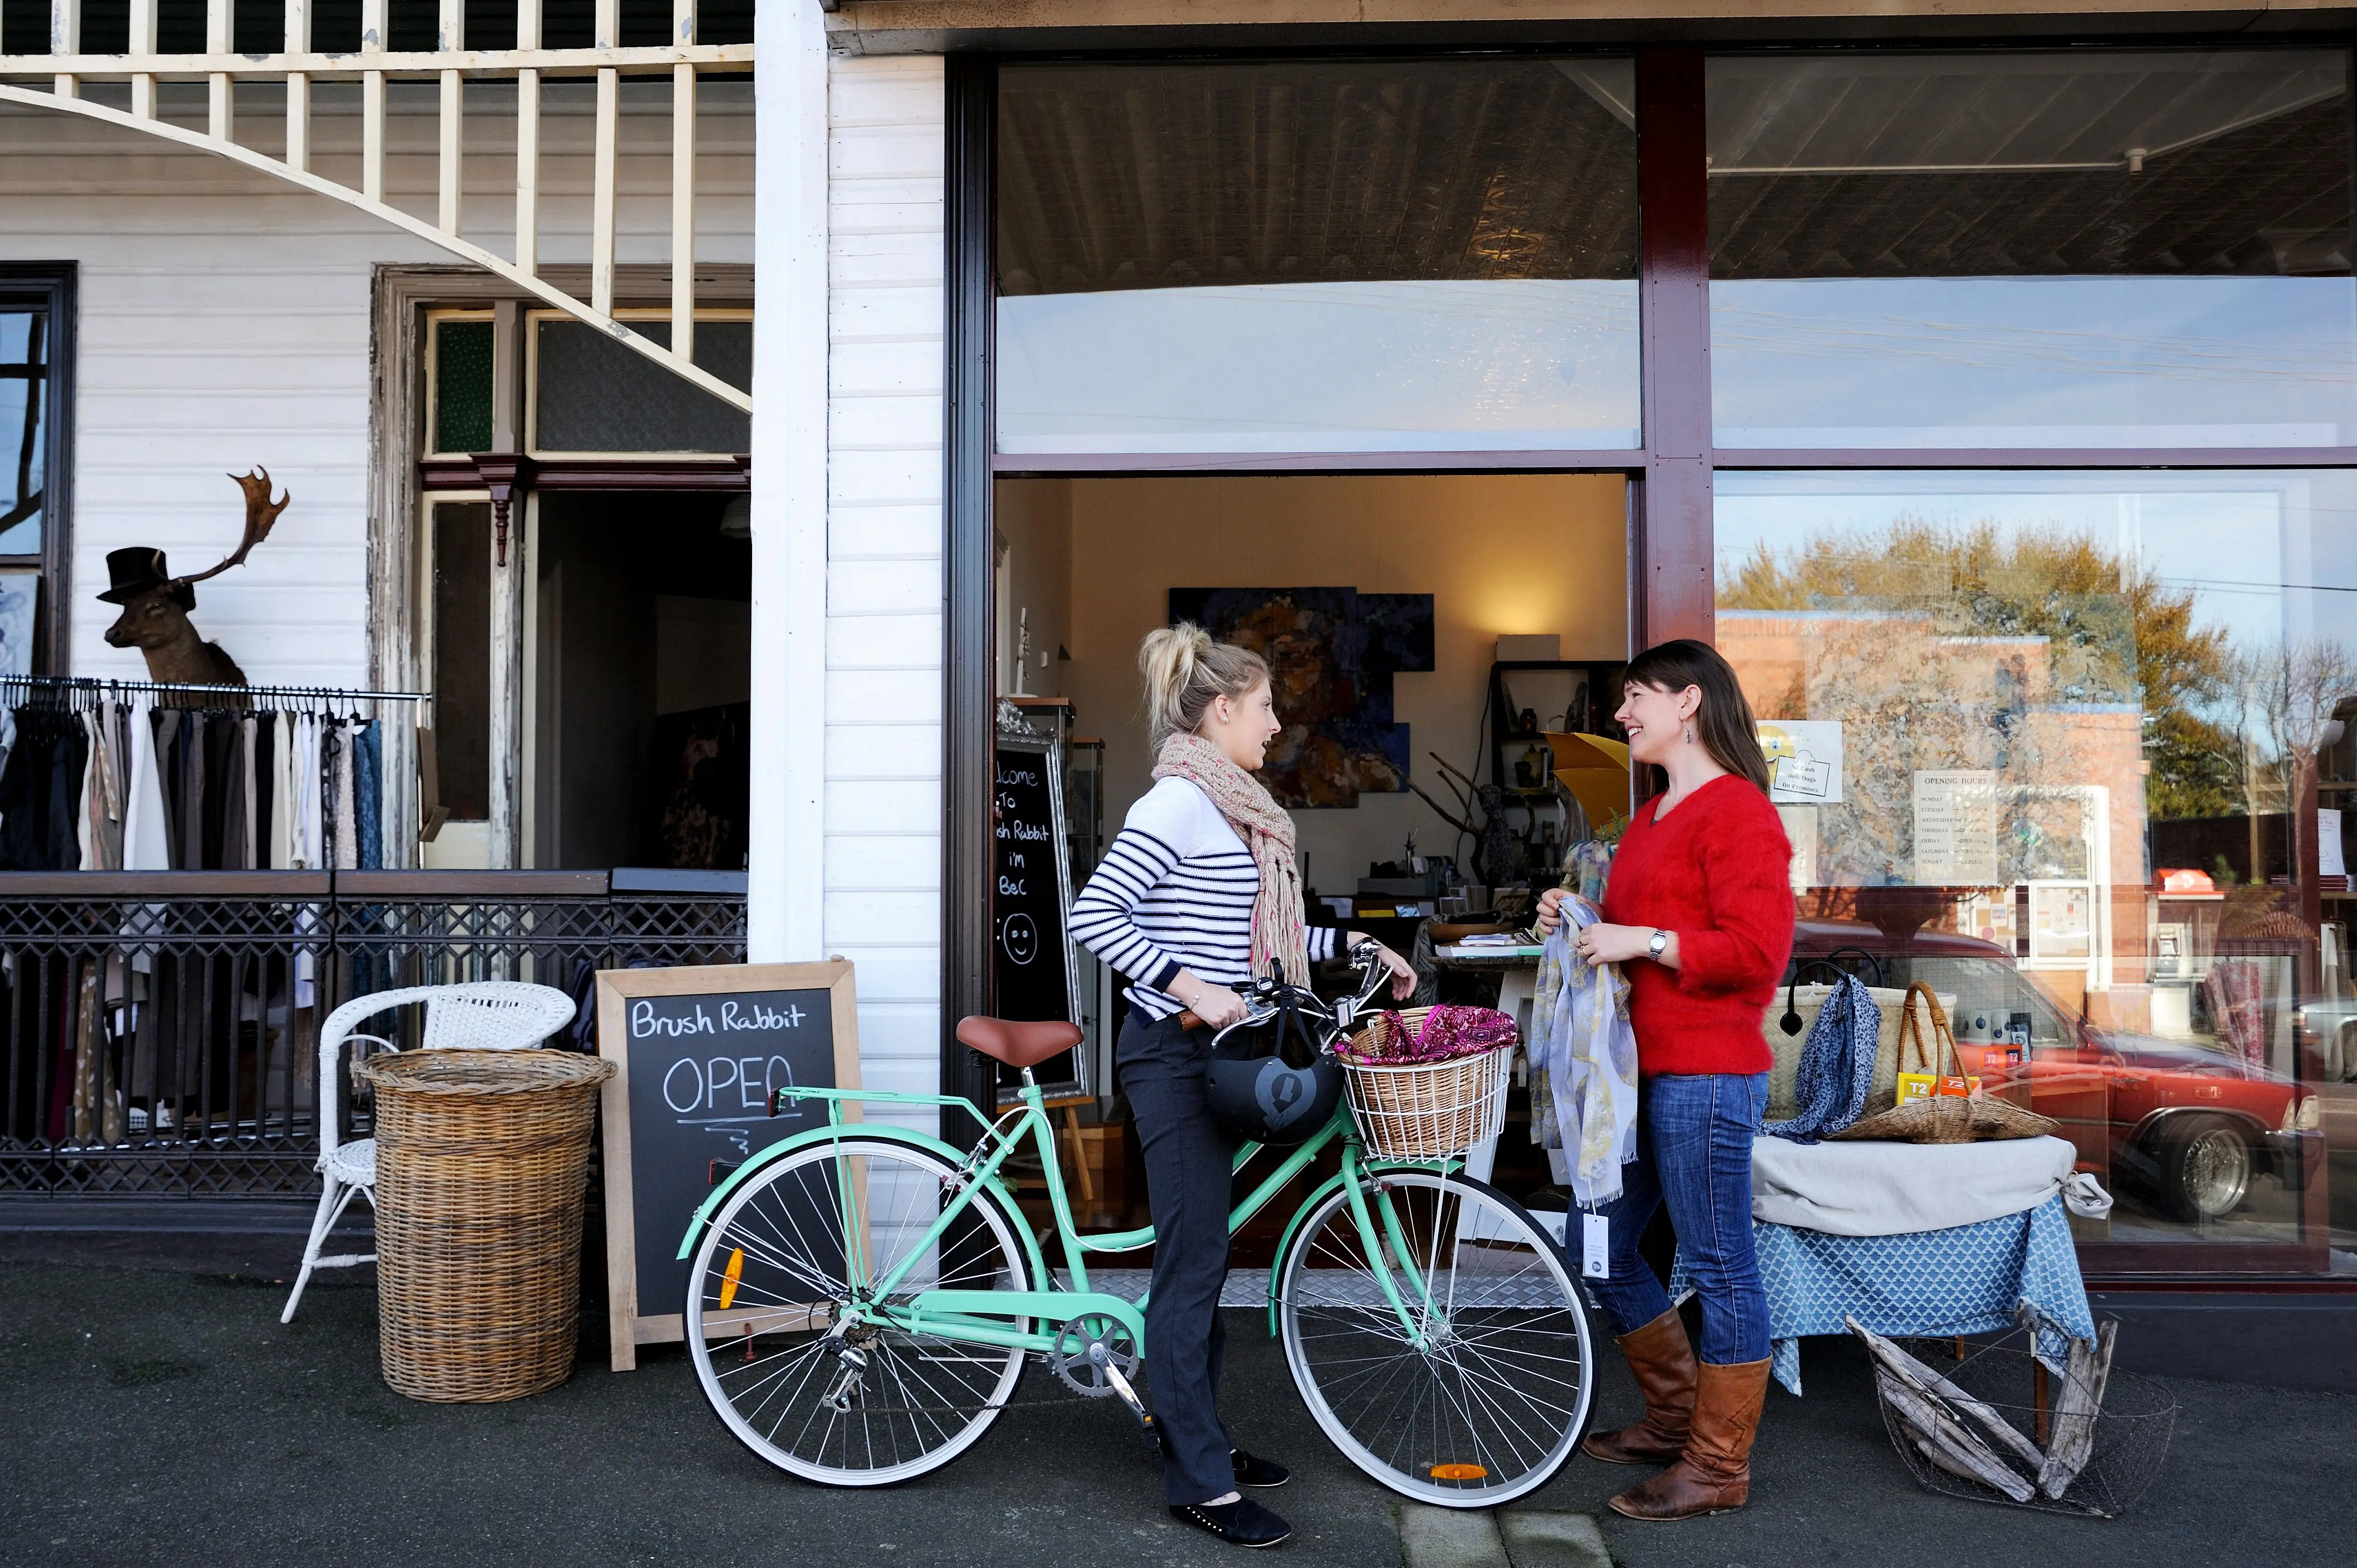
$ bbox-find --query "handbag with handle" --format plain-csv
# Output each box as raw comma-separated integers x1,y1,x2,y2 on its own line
1828,982,2057,1145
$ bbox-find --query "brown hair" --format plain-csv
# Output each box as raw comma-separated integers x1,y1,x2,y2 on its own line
1622,638,1772,797
1139,623,1270,749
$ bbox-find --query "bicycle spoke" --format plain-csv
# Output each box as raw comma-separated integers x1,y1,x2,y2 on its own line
1279,1172,1593,1506
685,1137,1030,1487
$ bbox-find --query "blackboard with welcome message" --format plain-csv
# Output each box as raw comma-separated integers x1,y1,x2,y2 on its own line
595,960,861,1370
993,718,1085,1100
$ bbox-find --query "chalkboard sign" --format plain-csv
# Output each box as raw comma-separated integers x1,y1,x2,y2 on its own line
994,718,1085,1099
595,960,862,1370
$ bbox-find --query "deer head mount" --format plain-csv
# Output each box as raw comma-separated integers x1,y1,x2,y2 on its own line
100,468,290,689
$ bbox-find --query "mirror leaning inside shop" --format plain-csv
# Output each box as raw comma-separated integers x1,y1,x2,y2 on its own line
1709,50,2357,1275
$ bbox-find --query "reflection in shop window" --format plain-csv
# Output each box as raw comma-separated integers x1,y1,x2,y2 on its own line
1707,50,2356,448
995,58,1641,454
1719,471,2355,1268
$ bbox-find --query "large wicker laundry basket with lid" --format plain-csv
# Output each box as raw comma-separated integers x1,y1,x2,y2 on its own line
354,1048,616,1402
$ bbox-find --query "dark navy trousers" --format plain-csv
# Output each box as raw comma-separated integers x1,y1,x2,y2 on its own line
1118,1008,1237,1505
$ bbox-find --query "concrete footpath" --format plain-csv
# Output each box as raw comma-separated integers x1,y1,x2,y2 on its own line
3,1233,2353,1568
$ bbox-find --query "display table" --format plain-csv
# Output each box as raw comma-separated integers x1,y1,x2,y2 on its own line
1669,1138,2099,1394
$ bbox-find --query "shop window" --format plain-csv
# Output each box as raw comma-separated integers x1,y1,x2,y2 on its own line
1707,50,2356,449
0,266,69,677
528,312,751,456
428,312,496,458
1717,469,2357,1271
430,501,493,825
995,58,1642,455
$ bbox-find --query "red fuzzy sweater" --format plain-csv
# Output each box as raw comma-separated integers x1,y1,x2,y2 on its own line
1600,774,1795,1077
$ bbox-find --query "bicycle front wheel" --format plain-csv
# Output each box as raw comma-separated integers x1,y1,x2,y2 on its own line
685,1134,1032,1487
1277,1169,1595,1507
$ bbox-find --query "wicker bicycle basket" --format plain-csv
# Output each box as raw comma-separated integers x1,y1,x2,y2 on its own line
353,1048,616,1404
1341,1008,1513,1160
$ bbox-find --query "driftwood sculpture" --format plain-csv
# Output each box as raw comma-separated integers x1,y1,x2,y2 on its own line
1849,1311,2121,1513
100,468,290,687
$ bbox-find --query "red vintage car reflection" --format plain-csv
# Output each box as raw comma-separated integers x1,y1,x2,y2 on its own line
1791,924,2322,1224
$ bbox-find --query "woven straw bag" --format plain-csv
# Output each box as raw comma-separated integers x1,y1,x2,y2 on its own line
1828,983,2057,1146
1764,982,1957,1121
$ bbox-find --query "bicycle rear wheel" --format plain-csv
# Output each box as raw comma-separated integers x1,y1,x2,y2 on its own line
685,1135,1031,1486
1277,1169,1595,1507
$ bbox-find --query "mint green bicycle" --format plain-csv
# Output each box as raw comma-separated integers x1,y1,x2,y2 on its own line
676,950,1596,1508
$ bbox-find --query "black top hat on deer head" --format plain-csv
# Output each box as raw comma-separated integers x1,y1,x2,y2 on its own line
97,546,194,607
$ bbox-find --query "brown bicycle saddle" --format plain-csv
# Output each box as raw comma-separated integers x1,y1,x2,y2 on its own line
954,1015,1084,1070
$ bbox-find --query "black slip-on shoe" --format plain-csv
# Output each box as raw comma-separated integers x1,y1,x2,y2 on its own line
1169,1498,1291,1548
1232,1448,1290,1488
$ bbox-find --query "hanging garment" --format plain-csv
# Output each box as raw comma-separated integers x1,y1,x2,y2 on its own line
236,714,258,870
1529,897,1640,1208
252,708,276,869
209,711,250,870
1763,973,1881,1144
354,720,382,870
269,711,298,870
122,698,170,872
0,706,86,869
85,703,126,871
2204,960,2268,1076
198,711,240,869
74,711,100,869
297,711,324,869
330,720,359,870
151,710,182,869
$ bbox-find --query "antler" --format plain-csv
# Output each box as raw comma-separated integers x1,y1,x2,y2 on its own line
177,469,290,588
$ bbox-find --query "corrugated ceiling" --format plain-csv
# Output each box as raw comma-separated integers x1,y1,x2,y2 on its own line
997,51,2351,293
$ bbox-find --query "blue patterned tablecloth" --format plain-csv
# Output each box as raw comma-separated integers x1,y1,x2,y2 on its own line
1668,1195,2095,1394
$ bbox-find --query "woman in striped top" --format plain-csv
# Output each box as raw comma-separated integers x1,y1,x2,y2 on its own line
1071,624,1412,1550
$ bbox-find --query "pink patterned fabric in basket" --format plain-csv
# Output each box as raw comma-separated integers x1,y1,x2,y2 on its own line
1340,1005,1517,1066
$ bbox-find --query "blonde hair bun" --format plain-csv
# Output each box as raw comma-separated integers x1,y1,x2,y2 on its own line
1139,622,1268,749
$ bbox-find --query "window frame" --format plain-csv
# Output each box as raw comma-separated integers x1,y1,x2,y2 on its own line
522,305,755,460
0,264,74,673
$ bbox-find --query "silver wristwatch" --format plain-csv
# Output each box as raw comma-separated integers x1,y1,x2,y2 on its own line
1646,929,1669,961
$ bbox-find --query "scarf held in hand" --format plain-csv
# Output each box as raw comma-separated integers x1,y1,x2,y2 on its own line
1153,732,1311,986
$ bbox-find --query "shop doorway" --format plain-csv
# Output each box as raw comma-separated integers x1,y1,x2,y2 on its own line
529,492,752,870
994,471,1630,1233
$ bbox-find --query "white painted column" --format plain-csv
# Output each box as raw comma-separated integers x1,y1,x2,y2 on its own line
748,0,829,962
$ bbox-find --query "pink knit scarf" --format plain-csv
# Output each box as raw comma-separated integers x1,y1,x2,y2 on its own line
1153,732,1312,986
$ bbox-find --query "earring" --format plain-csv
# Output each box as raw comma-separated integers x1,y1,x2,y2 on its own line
1684,724,1695,744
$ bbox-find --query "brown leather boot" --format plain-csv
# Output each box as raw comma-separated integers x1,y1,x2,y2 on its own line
1607,1358,1770,1521
1581,1309,1697,1466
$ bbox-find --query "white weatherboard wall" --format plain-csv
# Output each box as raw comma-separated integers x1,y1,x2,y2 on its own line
825,55,945,1126
0,86,753,690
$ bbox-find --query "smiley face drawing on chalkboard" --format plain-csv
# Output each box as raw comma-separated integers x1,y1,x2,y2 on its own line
1001,912,1038,966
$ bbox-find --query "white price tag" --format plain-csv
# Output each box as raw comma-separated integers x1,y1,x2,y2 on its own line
1582,1211,1610,1279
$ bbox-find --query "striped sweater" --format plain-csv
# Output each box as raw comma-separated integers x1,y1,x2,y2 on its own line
1069,776,1337,1020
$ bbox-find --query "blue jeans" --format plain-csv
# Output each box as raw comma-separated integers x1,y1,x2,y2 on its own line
1588,1072,1771,1366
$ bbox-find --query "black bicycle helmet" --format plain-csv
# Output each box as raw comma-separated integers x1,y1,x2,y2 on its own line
1203,985,1345,1147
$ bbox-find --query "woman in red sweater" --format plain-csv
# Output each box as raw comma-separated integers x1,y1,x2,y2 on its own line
1535,638,1793,1522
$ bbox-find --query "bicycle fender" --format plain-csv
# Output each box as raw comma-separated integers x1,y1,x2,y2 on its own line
674,1125,1048,1296
1261,1159,1445,1337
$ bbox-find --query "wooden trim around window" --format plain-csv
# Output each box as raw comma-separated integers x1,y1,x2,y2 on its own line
992,449,1646,476
0,264,74,674
1711,448,2357,470
419,456,750,490
944,52,999,1151
1636,48,1712,649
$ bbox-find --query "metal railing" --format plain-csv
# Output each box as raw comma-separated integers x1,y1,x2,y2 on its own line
0,870,745,1198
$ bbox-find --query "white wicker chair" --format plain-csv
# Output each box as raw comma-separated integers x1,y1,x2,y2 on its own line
279,981,581,1324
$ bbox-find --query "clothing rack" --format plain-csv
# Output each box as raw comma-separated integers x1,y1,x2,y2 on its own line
1,674,432,716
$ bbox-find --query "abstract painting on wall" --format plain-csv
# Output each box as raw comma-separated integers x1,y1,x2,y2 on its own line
1169,586,1435,808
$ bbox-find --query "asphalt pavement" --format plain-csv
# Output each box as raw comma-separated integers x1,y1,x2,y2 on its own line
3,1233,2354,1568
